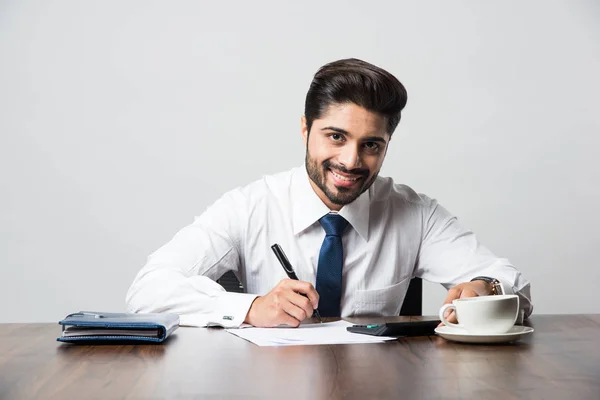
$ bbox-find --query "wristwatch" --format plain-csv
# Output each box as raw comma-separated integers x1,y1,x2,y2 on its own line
470,276,504,295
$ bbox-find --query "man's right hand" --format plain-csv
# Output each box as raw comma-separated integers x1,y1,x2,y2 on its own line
244,279,319,328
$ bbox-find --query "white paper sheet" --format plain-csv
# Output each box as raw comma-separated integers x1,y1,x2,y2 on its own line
226,320,397,346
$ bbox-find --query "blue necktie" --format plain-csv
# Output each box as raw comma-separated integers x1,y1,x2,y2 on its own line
316,213,349,317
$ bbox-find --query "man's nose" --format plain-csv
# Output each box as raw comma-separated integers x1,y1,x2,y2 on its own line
338,145,362,170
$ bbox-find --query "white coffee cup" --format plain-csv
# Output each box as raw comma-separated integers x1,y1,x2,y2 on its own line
439,294,520,334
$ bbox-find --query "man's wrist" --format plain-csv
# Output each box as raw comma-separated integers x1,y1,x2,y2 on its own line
470,276,503,295
244,296,261,325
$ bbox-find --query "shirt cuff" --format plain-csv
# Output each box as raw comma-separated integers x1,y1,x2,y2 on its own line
180,292,258,328
498,279,524,325
499,278,514,295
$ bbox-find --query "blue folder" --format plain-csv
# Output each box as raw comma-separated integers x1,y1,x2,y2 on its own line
57,311,179,344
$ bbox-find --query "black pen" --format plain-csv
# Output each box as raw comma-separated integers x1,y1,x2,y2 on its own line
270,243,323,323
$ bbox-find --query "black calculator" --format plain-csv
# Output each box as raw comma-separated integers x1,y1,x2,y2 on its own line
346,320,440,337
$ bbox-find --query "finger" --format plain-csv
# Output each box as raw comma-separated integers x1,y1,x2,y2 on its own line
275,311,301,328
287,291,315,320
445,310,457,324
443,306,453,319
443,286,462,305
459,288,479,299
281,301,307,325
285,280,320,309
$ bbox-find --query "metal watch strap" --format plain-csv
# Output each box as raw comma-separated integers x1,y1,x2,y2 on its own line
470,276,504,295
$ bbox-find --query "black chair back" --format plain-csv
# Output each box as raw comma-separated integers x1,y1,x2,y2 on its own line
399,278,422,316
217,270,244,293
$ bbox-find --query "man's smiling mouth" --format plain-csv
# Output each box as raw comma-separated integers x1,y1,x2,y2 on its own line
328,168,364,187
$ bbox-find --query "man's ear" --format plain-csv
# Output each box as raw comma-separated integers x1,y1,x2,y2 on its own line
301,115,309,147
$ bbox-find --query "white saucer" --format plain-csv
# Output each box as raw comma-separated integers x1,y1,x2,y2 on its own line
434,325,534,344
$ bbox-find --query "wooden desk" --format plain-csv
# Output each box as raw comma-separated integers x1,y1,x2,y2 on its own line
1,315,599,399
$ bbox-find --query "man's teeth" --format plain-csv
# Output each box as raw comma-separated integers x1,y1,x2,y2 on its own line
331,170,360,182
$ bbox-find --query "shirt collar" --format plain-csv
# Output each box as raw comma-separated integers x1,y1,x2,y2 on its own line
291,165,371,242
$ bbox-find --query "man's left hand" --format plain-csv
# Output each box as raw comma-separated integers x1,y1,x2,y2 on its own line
439,280,493,326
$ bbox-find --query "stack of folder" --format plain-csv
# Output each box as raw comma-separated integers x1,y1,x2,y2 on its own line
57,311,179,343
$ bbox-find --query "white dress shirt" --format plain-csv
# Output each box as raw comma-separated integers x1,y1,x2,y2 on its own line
126,165,532,327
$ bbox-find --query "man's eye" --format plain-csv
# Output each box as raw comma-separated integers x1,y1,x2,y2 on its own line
330,134,343,141
364,142,379,151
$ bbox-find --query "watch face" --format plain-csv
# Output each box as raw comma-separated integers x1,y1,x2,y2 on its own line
492,282,503,295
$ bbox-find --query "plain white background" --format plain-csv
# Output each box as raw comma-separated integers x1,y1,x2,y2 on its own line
1,1,599,323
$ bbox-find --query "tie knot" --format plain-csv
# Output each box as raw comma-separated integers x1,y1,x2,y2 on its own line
319,214,349,237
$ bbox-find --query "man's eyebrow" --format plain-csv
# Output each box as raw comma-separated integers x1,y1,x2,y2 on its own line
320,126,387,143
362,136,387,144
321,126,349,135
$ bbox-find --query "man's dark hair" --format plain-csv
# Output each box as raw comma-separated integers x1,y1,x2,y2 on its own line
304,58,407,136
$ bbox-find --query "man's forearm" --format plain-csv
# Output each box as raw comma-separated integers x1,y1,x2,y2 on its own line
126,268,257,327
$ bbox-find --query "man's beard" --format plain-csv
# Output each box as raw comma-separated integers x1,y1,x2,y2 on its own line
305,151,378,207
